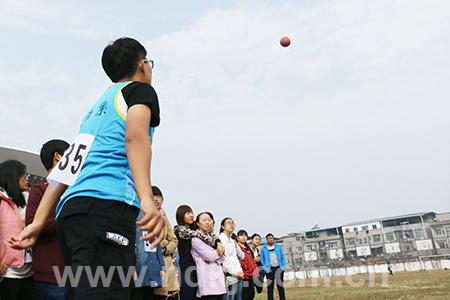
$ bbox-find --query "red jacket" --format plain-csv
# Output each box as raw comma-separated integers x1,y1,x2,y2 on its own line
0,190,24,268
239,244,258,280
25,179,64,283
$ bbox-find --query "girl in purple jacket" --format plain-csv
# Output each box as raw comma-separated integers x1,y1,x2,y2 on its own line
191,212,226,300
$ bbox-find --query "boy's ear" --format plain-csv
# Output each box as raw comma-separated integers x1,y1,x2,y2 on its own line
53,152,62,165
137,59,146,73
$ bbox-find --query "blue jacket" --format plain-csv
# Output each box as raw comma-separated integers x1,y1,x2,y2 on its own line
135,227,165,288
260,243,286,272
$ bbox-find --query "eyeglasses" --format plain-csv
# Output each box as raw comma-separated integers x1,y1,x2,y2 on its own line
21,173,30,180
143,58,154,69
225,221,235,226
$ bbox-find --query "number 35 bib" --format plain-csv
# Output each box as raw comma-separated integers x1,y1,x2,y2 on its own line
48,133,95,187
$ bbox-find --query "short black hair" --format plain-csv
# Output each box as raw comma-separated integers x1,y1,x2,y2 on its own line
237,230,248,237
0,160,27,207
40,139,70,171
176,205,193,226
152,186,163,199
266,233,274,239
101,37,147,82
251,233,261,240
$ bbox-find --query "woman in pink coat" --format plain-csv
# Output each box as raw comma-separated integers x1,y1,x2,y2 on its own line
191,212,226,300
0,160,32,300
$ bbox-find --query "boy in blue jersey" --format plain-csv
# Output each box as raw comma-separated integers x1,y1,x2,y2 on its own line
10,37,165,300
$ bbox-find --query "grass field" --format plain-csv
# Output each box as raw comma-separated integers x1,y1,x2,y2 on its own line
254,270,450,300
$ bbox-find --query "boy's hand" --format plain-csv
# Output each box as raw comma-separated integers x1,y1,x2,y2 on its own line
137,199,165,247
9,222,44,250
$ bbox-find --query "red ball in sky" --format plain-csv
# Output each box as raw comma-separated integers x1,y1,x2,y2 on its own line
280,36,291,47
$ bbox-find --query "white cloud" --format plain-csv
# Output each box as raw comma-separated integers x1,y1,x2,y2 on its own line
146,0,450,235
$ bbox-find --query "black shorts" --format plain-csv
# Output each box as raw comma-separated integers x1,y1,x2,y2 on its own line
57,197,139,300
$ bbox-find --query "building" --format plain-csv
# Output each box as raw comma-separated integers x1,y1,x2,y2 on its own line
342,219,385,260
278,233,305,271
280,211,450,272
380,212,436,258
302,227,345,268
430,212,450,255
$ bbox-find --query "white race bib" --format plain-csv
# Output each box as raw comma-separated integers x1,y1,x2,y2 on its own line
24,248,32,263
142,231,157,252
48,133,95,188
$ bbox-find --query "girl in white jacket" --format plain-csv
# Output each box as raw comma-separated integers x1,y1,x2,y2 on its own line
219,217,244,300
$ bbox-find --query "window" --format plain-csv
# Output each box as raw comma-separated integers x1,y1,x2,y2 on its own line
328,241,338,249
306,244,316,251
385,232,395,242
436,240,449,249
357,238,368,245
372,224,378,229
434,227,445,236
372,234,381,243
345,228,350,233
362,225,369,231
346,238,355,246
414,229,427,239
353,227,358,232
403,230,413,239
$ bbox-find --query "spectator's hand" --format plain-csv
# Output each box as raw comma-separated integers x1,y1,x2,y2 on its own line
0,260,7,275
160,271,165,282
217,243,225,256
137,199,165,247
236,271,244,279
254,255,261,263
9,222,44,250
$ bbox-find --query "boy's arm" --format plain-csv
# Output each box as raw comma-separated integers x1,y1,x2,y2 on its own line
10,182,67,249
26,184,56,235
126,104,164,246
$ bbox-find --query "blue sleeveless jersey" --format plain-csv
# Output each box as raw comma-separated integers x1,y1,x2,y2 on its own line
56,82,155,218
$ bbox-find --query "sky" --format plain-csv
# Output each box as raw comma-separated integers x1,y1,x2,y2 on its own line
1,0,449,237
